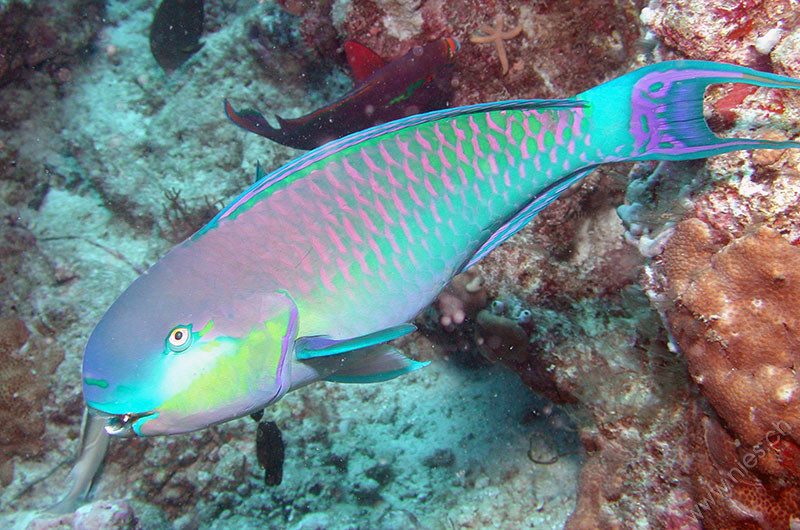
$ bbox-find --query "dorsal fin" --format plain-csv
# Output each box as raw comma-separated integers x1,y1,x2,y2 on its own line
344,41,387,83
201,98,588,236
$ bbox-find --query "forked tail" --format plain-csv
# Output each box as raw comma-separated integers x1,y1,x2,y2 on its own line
581,60,800,162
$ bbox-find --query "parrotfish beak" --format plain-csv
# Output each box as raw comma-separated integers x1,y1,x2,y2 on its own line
87,407,159,437
83,372,164,436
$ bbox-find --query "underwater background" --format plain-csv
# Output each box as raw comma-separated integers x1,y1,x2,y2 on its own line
1,0,800,528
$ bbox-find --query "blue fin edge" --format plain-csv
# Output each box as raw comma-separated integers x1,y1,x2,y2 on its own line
461,166,597,271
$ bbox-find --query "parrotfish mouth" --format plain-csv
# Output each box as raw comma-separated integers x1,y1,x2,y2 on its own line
88,408,158,437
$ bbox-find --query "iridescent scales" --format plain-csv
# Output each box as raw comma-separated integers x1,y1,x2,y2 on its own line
209,105,600,342
81,60,800,441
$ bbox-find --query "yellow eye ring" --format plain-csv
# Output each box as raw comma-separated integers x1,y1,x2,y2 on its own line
167,325,192,352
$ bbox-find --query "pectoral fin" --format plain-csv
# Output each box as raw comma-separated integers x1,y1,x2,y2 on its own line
325,344,428,383
295,323,416,360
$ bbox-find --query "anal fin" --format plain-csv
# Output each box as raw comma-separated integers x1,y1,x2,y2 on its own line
461,166,597,271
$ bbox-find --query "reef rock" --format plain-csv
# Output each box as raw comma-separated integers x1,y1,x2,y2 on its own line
645,0,800,66
285,0,644,104
0,0,106,88
689,407,800,529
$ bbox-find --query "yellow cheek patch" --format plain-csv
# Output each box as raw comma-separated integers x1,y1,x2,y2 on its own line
158,319,289,416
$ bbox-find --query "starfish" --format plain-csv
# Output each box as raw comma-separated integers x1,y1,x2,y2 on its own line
470,14,523,76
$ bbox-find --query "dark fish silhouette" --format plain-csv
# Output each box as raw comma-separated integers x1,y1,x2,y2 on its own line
256,420,285,486
150,0,204,73
224,38,460,150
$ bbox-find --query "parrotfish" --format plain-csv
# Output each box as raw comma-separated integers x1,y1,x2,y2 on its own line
80,61,800,445
224,38,460,150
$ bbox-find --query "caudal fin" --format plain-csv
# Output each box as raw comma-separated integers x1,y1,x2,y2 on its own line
583,60,800,161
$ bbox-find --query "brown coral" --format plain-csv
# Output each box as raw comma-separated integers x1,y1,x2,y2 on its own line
662,220,800,452
564,434,629,530
660,218,800,527
689,408,800,529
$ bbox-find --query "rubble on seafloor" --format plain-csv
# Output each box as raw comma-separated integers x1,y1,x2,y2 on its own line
1,0,800,528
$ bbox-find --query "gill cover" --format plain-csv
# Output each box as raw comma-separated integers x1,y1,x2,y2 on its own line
134,290,300,435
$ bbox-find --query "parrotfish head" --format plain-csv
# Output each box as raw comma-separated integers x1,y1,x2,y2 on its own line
82,246,299,436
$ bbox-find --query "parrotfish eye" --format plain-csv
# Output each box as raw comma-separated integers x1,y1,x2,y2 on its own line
166,325,193,353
